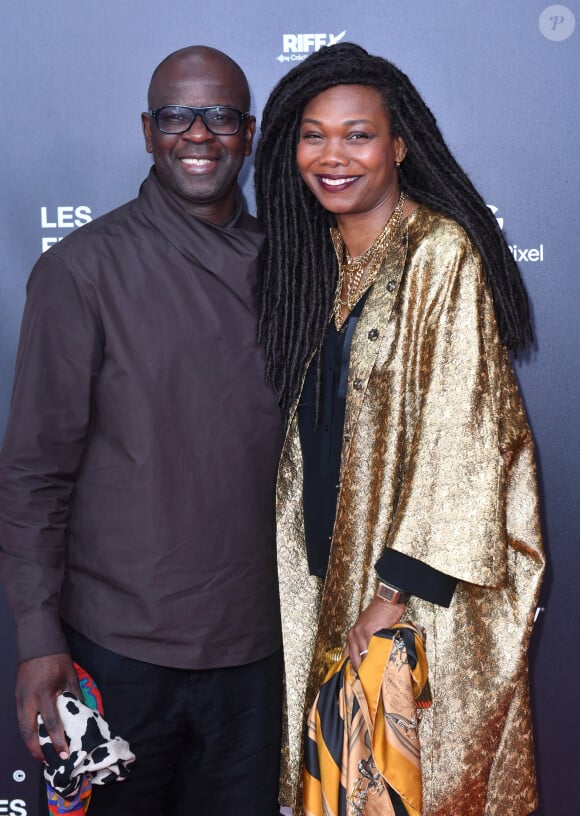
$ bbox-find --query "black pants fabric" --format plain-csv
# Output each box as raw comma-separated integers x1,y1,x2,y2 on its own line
40,625,283,816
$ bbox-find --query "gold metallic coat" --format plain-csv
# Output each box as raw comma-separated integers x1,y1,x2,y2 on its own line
277,206,545,815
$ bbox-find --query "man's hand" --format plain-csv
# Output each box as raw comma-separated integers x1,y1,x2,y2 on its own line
15,653,81,762
346,596,405,672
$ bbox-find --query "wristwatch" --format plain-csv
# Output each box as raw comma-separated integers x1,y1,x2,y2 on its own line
376,580,411,605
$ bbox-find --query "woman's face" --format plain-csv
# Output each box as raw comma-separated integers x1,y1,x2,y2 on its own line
296,84,407,220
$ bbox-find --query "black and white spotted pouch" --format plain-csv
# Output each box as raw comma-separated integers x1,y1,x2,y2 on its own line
38,691,135,798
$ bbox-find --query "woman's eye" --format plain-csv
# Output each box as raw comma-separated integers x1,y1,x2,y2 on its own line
348,132,372,140
301,132,323,140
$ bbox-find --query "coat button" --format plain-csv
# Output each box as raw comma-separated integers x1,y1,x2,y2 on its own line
386,280,397,292
368,328,379,340
353,378,363,390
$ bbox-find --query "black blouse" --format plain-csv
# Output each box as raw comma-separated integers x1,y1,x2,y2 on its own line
298,293,456,607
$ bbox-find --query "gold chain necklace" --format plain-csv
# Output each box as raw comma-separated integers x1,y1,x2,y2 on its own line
330,192,406,329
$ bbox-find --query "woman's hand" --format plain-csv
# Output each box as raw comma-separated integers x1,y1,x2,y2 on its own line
346,597,405,671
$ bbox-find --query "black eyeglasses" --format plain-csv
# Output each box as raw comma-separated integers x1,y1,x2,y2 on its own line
149,105,250,135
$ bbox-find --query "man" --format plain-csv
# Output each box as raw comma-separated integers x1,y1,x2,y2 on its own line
0,46,283,815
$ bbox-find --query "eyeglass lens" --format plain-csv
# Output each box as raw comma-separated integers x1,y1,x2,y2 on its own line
155,106,243,135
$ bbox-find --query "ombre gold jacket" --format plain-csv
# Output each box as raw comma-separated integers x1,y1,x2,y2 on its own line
277,206,545,815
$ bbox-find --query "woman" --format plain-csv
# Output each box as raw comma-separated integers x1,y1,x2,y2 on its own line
255,43,544,816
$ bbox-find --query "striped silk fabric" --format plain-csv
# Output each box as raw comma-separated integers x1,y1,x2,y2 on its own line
303,624,431,816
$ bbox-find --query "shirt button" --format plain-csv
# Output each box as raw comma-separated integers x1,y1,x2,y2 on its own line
353,378,363,390
368,328,379,340
386,280,397,292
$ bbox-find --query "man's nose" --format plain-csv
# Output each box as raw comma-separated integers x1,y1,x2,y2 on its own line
182,114,214,140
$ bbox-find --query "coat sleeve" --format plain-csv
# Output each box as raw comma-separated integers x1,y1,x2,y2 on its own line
0,253,103,661
385,233,543,589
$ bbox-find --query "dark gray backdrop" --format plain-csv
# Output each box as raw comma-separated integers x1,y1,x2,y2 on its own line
1,2,578,814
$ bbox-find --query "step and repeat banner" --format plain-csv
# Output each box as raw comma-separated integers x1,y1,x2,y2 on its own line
0,1,578,813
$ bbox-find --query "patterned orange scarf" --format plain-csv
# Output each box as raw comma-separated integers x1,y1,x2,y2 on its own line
303,624,431,816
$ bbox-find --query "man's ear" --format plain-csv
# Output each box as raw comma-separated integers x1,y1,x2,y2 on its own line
244,116,256,157
141,112,154,154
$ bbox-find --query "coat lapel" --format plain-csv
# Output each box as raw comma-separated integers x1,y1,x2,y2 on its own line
341,223,409,475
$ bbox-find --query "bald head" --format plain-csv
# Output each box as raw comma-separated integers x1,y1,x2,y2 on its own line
147,46,250,112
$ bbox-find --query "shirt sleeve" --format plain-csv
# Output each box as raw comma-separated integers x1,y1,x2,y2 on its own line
375,548,457,607
0,252,103,661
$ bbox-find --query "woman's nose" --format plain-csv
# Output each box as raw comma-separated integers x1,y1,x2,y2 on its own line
318,139,348,166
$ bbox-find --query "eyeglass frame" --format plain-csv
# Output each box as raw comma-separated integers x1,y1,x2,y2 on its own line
148,105,251,136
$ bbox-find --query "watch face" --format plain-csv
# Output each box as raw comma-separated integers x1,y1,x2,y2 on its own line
377,583,409,604
378,584,398,603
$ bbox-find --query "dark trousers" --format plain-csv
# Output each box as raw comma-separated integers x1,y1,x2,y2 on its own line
41,625,283,816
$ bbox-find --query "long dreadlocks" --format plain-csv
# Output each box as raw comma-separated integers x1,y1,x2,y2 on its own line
255,42,532,417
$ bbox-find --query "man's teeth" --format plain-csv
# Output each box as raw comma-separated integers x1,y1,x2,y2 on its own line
181,158,214,165
321,176,357,186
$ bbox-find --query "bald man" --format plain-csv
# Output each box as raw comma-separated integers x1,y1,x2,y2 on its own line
0,47,283,815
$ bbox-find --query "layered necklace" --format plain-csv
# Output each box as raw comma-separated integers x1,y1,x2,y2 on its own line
330,191,406,329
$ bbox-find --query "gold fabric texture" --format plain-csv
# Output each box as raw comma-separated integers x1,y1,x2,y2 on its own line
276,206,545,815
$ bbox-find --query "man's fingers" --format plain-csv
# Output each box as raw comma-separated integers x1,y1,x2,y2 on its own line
38,706,69,758
15,652,77,761
18,718,45,763
17,691,72,761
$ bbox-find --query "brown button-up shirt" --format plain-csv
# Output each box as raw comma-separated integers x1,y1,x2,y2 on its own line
0,169,283,669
